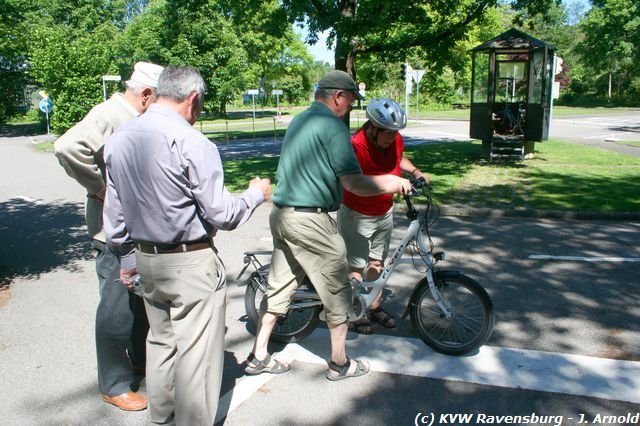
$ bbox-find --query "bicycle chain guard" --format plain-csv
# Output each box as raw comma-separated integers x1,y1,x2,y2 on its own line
351,294,367,321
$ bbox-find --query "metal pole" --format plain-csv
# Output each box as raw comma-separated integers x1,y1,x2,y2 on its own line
405,61,409,119
252,95,256,140
45,111,50,143
416,81,419,122
548,53,556,137
102,78,107,102
512,65,517,102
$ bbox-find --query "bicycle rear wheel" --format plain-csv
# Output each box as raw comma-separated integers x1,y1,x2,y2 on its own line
410,272,494,356
244,265,321,344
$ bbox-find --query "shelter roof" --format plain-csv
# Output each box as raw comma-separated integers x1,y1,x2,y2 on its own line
471,28,555,52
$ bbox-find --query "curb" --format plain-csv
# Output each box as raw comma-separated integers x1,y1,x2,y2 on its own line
266,201,640,221
436,205,640,221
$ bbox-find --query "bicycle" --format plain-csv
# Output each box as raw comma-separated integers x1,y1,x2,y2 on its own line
237,178,495,356
493,102,526,136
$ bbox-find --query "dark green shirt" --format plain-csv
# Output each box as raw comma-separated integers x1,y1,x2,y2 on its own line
273,102,361,210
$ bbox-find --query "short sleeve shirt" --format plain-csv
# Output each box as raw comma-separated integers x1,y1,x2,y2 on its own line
342,128,404,216
273,102,361,210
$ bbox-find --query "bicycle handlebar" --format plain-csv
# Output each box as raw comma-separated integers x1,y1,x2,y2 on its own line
409,176,429,196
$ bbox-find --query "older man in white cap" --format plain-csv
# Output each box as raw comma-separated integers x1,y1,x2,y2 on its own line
55,61,163,411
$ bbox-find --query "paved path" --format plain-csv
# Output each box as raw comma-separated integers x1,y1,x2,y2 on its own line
209,112,640,160
550,113,640,157
1,116,639,425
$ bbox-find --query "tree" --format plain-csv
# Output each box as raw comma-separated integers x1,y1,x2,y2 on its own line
510,1,583,94
218,0,315,106
119,0,313,113
25,0,129,132
0,0,31,121
281,0,560,82
578,0,640,98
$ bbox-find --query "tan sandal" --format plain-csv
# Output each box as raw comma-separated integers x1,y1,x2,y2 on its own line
349,318,373,334
368,306,397,329
244,353,290,375
325,356,370,381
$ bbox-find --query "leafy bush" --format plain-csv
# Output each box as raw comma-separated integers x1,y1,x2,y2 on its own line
556,93,640,108
8,108,42,125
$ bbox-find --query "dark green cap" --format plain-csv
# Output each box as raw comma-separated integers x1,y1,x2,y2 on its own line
317,70,364,100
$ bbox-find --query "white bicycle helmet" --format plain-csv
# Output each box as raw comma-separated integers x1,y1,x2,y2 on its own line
366,98,407,131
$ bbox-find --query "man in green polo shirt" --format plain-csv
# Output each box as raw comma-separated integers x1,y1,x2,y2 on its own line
245,70,411,381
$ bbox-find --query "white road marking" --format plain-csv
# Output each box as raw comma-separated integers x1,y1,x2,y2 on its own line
218,329,640,422
12,195,43,204
215,373,273,423
529,255,640,262
405,130,469,139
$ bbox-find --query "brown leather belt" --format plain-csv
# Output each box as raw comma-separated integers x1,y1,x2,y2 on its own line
136,240,211,254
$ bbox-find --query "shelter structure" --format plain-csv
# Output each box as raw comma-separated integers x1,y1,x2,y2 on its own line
470,28,556,160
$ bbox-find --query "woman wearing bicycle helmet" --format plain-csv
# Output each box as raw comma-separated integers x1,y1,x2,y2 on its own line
338,97,429,334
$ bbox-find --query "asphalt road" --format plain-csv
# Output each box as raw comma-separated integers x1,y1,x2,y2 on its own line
0,114,639,425
213,112,640,160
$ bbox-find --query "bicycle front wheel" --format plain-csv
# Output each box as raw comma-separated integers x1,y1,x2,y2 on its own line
244,265,321,344
410,272,494,356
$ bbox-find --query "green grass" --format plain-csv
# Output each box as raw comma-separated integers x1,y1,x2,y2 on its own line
20,105,639,213
224,157,280,192
404,142,481,198
32,129,640,213
526,140,640,211
35,141,54,151
223,138,640,213
551,106,639,117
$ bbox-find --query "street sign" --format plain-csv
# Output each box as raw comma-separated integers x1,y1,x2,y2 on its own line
412,70,426,123
406,64,413,83
247,89,259,95
272,90,283,119
102,75,121,101
39,98,53,113
358,82,366,100
39,98,53,143
412,70,425,84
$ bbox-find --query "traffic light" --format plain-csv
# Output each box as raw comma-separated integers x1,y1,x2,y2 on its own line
400,64,407,81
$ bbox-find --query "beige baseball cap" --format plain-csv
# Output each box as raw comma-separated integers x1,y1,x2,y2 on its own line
127,62,164,88
317,70,364,100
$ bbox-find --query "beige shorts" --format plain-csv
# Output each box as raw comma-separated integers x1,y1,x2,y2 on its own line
264,206,352,325
337,204,393,270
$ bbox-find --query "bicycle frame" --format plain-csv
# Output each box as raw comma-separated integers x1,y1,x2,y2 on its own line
240,180,455,322
352,195,454,322
353,219,424,314
241,180,495,354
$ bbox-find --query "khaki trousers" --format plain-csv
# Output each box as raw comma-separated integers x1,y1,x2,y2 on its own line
267,206,352,324
136,247,225,426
